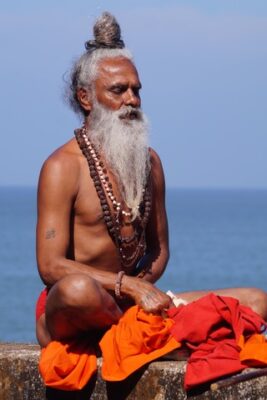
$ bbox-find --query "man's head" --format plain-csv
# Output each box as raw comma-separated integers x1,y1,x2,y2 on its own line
68,12,135,116
67,12,150,217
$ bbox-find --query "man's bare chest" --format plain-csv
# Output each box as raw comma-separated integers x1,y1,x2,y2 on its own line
73,162,134,235
74,167,106,227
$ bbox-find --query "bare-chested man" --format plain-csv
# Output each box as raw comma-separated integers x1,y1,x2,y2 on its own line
36,12,267,348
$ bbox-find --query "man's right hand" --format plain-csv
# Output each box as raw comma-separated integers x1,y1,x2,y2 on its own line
122,276,173,314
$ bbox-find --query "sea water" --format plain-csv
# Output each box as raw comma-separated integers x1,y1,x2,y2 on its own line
0,187,266,342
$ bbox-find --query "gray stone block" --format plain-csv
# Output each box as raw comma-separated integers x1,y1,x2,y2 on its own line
1,343,267,399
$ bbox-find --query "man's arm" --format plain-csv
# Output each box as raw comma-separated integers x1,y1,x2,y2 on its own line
137,149,169,283
37,151,120,290
37,149,171,313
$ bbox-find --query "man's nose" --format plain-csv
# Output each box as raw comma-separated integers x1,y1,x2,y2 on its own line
123,89,140,108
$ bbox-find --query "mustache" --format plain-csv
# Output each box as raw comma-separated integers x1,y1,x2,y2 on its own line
118,106,143,121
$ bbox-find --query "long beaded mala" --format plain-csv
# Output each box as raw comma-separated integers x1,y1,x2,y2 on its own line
74,127,152,272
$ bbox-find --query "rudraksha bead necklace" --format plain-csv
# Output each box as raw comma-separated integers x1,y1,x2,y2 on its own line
74,126,152,270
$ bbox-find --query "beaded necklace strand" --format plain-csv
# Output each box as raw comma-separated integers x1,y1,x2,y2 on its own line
74,126,152,271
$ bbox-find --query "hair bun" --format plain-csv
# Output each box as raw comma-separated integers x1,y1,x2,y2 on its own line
85,12,125,51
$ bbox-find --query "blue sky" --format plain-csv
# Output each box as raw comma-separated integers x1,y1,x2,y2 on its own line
1,1,267,188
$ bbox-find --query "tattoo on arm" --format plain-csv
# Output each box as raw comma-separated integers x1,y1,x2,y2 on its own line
45,229,56,239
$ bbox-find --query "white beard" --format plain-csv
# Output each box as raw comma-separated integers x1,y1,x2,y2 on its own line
87,100,150,219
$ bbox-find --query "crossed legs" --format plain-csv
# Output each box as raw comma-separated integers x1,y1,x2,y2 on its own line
36,274,267,348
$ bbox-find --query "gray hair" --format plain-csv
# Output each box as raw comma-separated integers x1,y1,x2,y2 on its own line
66,12,133,116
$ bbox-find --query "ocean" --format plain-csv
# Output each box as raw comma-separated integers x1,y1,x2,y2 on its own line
0,187,267,343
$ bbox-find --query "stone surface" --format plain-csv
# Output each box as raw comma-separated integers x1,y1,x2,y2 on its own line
1,343,267,399
0,343,45,400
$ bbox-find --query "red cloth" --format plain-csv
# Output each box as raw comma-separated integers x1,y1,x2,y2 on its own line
167,293,265,390
36,287,49,321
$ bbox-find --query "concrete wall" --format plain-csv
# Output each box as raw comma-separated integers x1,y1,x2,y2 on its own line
1,343,267,400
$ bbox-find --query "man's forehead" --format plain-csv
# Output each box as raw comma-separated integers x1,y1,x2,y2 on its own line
96,57,140,83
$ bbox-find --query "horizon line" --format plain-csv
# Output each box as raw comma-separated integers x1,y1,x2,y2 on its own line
1,184,267,191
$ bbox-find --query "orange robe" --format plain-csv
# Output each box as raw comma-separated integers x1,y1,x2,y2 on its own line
39,305,180,390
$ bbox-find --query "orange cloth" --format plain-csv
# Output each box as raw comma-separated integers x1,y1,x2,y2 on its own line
39,305,180,389
39,339,97,390
100,305,180,381
239,333,267,367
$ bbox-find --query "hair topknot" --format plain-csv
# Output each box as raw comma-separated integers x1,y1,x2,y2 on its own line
85,12,125,51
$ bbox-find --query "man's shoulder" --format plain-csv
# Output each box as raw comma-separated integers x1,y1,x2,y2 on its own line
39,138,83,188
42,138,82,174
148,148,165,189
149,147,163,168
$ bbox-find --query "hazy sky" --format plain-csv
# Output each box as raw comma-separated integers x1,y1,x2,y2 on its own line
1,1,267,188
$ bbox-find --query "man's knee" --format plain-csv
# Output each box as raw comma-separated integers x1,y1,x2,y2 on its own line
246,288,267,319
45,274,121,340
47,274,105,314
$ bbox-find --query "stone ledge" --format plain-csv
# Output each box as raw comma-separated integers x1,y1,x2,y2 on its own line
1,343,267,399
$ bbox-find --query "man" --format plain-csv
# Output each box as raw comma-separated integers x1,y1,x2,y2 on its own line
36,12,267,349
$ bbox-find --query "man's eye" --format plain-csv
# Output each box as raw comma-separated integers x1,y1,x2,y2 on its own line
111,86,124,94
133,87,141,96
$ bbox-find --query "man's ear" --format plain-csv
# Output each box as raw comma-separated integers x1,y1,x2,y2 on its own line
76,88,92,112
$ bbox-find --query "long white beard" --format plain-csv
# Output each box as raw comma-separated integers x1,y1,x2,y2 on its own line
87,100,150,219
